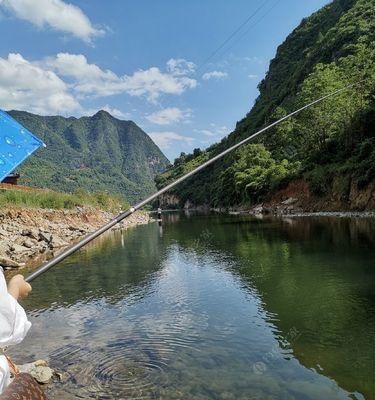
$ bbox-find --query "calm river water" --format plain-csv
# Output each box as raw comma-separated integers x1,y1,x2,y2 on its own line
12,213,375,399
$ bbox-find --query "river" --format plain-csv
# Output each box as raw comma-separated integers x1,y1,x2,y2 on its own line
12,212,375,399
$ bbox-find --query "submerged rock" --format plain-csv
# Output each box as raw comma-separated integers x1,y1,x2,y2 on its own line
18,360,54,384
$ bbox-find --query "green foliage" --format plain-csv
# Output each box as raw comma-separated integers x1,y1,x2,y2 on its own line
156,0,375,207
9,110,170,203
0,187,129,211
233,144,301,203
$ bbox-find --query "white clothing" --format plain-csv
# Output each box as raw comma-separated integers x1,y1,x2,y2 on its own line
0,269,31,394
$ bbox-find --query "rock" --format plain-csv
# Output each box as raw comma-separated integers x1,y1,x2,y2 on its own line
50,235,68,248
21,228,39,240
251,204,264,215
9,243,29,253
0,242,10,255
39,232,52,243
34,360,48,367
39,245,48,254
18,360,54,384
0,256,24,268
281,197,298,205
54,371,68,382
23,239,36,249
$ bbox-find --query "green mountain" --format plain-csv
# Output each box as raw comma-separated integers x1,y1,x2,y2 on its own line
9,110,170,202
156,0,375,209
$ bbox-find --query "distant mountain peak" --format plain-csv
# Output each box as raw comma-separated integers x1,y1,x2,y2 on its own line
93,109,113,119
8,110,170,202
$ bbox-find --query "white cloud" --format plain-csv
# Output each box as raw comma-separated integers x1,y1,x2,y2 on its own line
0,53,80,114
202,70,228,81
0,0,104,42
45,53,197,102
166,58,196,76
196,124,230,138
44,53,121,96
82,105,130,119
149,131,194,150
0,52,197,115
123,67,196,102
101,105,130,119
248,74,258,79
242,56,265,65
146,107,190,125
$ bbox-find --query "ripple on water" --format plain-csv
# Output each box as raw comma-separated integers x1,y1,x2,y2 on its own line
50,341,169,399
48,306,212,398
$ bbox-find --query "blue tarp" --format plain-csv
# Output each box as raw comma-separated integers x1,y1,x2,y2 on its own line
0,110,45,182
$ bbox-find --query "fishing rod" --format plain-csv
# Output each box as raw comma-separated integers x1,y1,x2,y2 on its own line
25,83,359,283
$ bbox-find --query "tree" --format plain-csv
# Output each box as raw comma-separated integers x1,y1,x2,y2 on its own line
232,144,300,203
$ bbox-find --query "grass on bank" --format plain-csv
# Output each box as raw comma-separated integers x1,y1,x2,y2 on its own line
0,187,130,211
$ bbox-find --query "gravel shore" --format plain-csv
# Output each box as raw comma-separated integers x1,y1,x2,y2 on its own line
0,207,150,270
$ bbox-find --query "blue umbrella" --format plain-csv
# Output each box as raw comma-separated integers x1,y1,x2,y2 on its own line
0,110,45,182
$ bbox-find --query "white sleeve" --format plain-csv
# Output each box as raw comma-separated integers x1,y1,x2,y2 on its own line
0,269,31,348
0,356,10,395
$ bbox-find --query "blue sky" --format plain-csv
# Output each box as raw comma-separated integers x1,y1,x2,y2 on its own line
0,0,330,160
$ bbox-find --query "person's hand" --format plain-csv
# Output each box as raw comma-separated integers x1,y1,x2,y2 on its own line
7,275,32,300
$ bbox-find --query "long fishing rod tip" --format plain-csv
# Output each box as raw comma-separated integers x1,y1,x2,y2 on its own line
130,207,135,213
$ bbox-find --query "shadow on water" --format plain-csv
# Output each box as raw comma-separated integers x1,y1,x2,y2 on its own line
11,212,375,399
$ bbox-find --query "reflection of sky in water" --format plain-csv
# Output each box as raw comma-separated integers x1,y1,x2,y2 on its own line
12,217,373,399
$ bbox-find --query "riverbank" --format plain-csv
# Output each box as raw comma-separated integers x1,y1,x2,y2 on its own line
0,206,150,270
207,178,374,217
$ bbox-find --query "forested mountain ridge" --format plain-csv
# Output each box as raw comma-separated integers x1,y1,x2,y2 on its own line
156,0,375,210
9,110,170,202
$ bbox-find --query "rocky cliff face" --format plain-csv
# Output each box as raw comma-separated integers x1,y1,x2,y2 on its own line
259,177,375,214
162,177,375,213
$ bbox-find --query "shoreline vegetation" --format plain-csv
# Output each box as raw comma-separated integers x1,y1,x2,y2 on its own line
0,185,150,272
0,184,130,211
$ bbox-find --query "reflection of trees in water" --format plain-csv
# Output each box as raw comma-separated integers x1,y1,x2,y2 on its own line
162,214,375,398
235,217,375,398
24,224,166,312
22,214,375,397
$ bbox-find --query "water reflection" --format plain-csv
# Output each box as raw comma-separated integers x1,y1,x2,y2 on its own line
162,213,375,399
23,225,166,311
11,213,375,399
